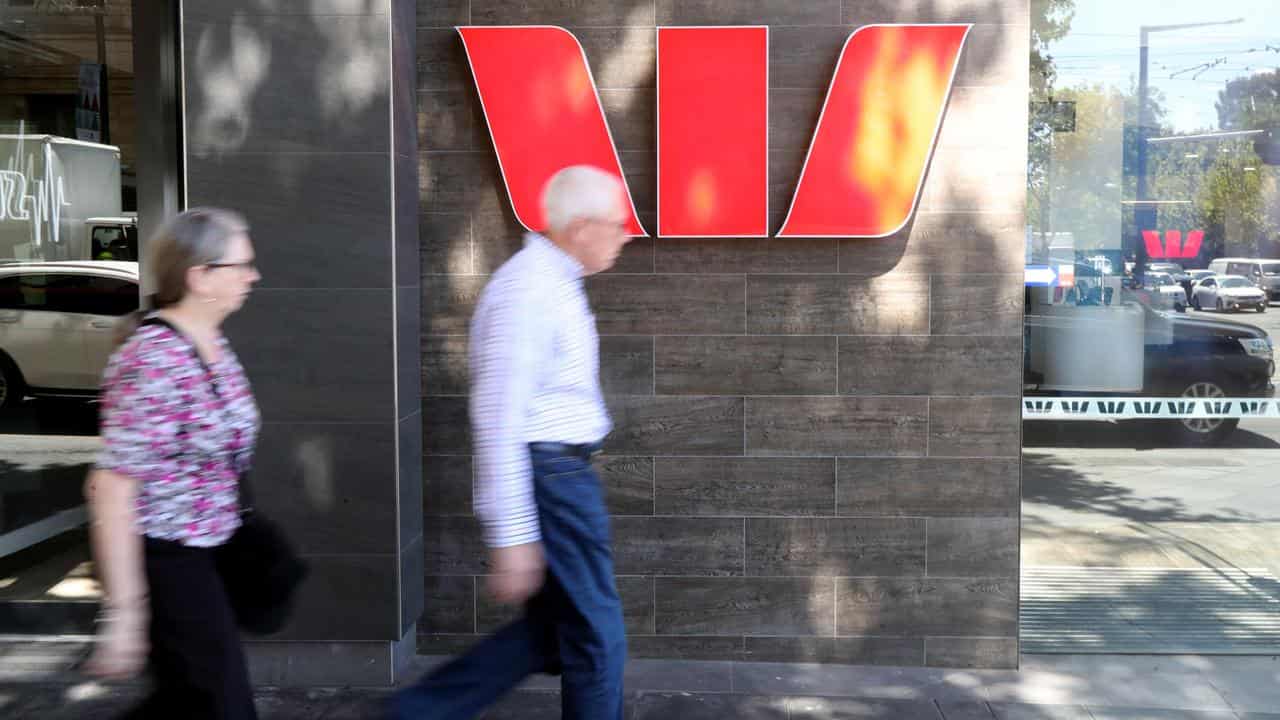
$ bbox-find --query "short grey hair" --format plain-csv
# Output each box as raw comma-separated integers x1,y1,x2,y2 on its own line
115,207,249,345
149,207,249,309
540,165,625,234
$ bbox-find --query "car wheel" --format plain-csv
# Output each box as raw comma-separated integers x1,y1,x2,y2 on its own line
0,353,24,409
1258,303,1267,313
1217,298,1226,312
1168,379,1239,446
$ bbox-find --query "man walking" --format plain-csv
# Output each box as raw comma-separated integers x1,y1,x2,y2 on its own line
391,166,633,719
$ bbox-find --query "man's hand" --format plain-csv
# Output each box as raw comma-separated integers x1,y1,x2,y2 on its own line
488,541,546,605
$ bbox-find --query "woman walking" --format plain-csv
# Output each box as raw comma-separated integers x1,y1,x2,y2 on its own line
84,208,263,719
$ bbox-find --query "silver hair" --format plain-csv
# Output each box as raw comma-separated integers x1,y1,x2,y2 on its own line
147,207,248,310
114,207,249,345
540,165,625,234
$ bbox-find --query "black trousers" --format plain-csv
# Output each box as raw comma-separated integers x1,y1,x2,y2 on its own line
119,537,257,720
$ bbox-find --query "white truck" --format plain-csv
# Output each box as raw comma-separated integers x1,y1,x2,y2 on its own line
0,134,137,263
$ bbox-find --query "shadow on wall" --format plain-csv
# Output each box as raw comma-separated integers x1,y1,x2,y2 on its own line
768,0,1023,661
168,5,424,638
419,1,659,340
424,0,1020,279
420,0,1024,660
187,1,389,157
821,0,1021,277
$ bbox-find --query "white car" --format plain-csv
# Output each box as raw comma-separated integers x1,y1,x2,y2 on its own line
1191,274,1268,314
1143,271,1186,310
1181,269,1216,300
0,261,140,407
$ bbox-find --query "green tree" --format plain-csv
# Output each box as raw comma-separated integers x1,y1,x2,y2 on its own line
1195,149,1276,258
1029,80,1170,257
1030,0,1077,98
1026,2,1280,267
1133,69,1280,262
1216,69,1280,131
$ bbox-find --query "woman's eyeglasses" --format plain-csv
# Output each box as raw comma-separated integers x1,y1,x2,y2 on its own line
205,260,257,272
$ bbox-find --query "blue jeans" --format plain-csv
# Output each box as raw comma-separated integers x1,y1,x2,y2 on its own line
391,446,627,719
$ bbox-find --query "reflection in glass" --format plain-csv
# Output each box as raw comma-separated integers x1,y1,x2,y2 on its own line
1027,0,1279,447
0,1,140,631
1024,0,1280,656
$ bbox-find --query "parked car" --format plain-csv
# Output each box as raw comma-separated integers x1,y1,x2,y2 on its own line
1025,289,1275,445
1181,269,1216,300
1191,274,1268,313
1142,271,1186,310
1148,262,1189,287
0,261,139,407
1209,258,1280,301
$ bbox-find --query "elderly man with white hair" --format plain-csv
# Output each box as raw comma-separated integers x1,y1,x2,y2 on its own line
391,165,633,720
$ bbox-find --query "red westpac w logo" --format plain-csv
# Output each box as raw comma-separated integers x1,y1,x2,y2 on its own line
1143,230,1204,260
457,24,971,238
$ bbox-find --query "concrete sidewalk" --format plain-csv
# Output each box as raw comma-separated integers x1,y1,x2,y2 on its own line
2,643,1279,718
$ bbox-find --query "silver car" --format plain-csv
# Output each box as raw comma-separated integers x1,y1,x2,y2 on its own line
1143,271,1186,310
0,261,139,406
1190,274,1268,314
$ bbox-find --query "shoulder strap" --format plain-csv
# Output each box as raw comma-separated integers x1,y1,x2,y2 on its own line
138,316,255,512
139,315,219,398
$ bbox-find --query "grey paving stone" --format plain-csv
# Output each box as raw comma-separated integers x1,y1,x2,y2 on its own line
623,658,735,693
0,683,145,719
1085,710,1241,720
256,687,356,719
989,703,1092,720
480,689,564,719
632,692,788,720
261,687,394,719
788,696,944,719
939,701,998,719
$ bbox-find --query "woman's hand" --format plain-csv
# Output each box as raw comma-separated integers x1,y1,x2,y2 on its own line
84,468,150,679
84,603,150,679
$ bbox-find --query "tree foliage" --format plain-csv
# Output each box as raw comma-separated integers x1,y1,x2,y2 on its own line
1216,69,1280,132
1028,1,1280,263
1030,0,1077,98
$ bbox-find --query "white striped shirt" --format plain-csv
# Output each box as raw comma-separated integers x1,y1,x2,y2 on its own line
469,233,612,548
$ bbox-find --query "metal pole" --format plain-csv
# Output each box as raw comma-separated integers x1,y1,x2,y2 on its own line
1134,29,1152,281
1132,19,1243,277
95,7,110,144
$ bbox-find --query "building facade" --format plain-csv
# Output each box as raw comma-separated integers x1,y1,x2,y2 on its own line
6,0,1279,686
417,0,1027,671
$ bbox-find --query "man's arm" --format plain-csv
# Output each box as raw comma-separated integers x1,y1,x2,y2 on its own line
469,277,549,603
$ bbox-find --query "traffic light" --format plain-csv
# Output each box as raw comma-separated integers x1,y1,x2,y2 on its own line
1255,128,1280,165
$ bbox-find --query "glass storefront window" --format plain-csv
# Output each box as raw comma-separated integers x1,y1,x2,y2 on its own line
1024,0,1280,653
0,0,141,632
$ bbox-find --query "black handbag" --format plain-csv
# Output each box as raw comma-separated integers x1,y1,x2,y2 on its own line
214,479,309,635
139,316,308,634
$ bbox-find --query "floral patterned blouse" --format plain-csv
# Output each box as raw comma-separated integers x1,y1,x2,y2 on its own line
96,317,260,547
